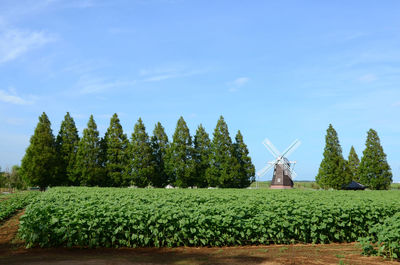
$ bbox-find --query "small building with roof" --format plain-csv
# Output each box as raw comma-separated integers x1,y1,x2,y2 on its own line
342,181,366,190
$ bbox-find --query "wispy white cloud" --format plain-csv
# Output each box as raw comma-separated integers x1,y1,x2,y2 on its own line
233,77,249,86
140,65,205,82
107,27,135,35
359,73,377,83
66,0,96,9
0,27,55,64
77,75,136,94
63,60,137,94
45,0,97,9
0,0,96,19
63,60,107,75
332,89,399,111
69,113,87,120
308,88,343,98
323,31,368,44
3,117,27,126
0,88,34,105
343,51,400,69
228,77,249,92
144,74,183,82
97,113,114,119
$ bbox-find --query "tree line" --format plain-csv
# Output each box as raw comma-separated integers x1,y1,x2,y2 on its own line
20,113,256,190
0,165,27,190
316,124,392,190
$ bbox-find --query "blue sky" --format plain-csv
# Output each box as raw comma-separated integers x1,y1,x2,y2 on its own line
0,0,399,181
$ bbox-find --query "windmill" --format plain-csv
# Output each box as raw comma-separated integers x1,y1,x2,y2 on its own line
256,139,301,189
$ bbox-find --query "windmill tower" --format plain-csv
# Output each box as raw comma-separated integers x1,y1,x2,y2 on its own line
256,139,301,189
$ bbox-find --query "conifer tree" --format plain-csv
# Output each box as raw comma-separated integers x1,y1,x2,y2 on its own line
193,124,211,188
74,115,105,186
316,124,351,189
104,113,128,186
125,118,154,187
233,130,256,188
359,129,392,190
98,136,107,170
21,112,57,190
348,146,360,181
55,112,79,186
165,117,195,187
206,116,240,188
150,122,169,187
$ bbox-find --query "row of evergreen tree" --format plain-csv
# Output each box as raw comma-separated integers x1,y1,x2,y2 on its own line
316,124,392,190
20,113,256,190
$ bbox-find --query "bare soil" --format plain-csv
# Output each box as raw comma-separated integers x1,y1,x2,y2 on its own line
0,212,397,265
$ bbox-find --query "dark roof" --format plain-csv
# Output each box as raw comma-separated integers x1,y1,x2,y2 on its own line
343,181,366,190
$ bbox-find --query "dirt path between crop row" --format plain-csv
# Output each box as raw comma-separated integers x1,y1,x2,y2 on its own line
0,210,24,247
0,212,398,265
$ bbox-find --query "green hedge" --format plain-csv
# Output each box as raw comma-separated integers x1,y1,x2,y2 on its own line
19,187,400,248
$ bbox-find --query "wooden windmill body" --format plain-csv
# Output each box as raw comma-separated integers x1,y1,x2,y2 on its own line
270,157,294,189
257,139,300,189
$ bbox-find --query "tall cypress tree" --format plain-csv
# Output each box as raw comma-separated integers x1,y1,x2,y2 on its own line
316,124,351,189
74,115,105,186
348,146,360,182
206,116,240,188
193,124,211,188
359,129,392,190
165,117,195,187
104,113,128,186
55,112,79,186
21,112,57,190
125,118,154,187
233,130,255,188
150,122,169,188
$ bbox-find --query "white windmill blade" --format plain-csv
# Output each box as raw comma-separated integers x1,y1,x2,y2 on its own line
262,138,281,157
289,168,297,178
256,163,275,178
282,162,297,179
281,139,301,158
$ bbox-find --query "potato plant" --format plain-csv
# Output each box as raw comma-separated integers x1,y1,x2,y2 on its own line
19,187,400,248
360,212,400,260
0,191,40,222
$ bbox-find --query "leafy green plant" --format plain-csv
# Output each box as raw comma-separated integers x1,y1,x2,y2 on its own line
18,187,400,248
0,191,40,222
359,212,400,259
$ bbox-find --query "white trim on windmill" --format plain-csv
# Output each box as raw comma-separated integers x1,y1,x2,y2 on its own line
256,138,301,189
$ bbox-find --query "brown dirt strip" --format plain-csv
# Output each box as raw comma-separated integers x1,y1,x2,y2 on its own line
0,212,398,265
0,210,24,247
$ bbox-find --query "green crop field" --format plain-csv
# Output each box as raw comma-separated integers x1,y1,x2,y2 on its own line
0,191,40,222
19,187,400,251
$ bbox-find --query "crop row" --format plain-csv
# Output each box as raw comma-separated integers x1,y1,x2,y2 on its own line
19,187,400,248
0,191,40,222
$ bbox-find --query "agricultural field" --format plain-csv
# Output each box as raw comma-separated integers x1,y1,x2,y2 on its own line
0,187,398,264
17,188,400,249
